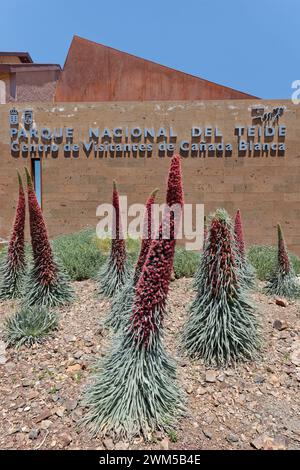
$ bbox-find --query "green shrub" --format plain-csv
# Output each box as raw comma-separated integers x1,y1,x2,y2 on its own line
52,229,105,281
50,227,300,284
247,245,300,281
173,248,200,278
3,306,58,348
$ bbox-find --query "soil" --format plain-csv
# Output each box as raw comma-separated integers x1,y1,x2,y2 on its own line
0,279,299,451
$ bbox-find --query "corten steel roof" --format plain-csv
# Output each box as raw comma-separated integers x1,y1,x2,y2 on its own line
55,36,258,102
0,51,33,63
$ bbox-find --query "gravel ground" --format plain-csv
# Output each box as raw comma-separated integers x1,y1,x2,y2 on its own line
0,278,299,451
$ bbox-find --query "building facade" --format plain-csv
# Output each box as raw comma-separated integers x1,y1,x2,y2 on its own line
0,37,299,254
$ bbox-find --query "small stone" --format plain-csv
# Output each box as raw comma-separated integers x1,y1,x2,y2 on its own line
205,370,217,383
83,334,94,346
27,390,39,400
204,414,215,425
115,442,130,450
73,351,83,360
71,409,83,422
22,379,33,388
60,433,72,448
40,419,52,430
29,429,40,440
254,376,265,384
269,374,280,386
55,406,65,417
159,437,169,450
0,355,7,365
196,386,207,396
5,361,15,373
185,384,193,394
154,431,164,441
103,438,114,450
67,364,81,373
273,319,288,331
226,433,239,443
202,429,212,439
279,331,289,340
251,436,264,449
35,409,53,423
290,349,300,366
24,406,31,412
65,399,78,412
8,427,21,435
275,298,288,307
65,335,77,343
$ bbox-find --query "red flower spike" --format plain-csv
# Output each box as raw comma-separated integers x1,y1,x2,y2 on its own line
7,171,26,270
133,188,159,283
234,209,246,260
277,224,290,275
25,167,57,286
130,155,183,347
111,180,126,272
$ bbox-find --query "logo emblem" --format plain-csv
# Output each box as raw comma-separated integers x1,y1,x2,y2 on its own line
23,109,33,128
9,108,19,126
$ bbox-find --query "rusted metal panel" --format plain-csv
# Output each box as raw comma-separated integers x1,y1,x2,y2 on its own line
55,36,257,102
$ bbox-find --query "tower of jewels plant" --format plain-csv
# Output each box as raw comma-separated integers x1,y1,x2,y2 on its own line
82,155,185,440
103,188,159,332
23,167,74,307
183,208,260,367
265,223,300,299
0,172,26,299
192,214,208,288
234,209,256,289
97,181,129,298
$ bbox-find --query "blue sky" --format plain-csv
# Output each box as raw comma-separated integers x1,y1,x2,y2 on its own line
0,0,298,98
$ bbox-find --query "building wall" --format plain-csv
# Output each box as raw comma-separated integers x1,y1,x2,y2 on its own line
0,73,10,104
14,69,60,102
0,100,299,254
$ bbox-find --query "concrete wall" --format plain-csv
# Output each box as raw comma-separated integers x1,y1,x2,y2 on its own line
0,99,299,254
15,69,60,102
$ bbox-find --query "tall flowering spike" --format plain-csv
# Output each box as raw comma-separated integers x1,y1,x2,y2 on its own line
83,155,185,439
183,208,260,367
23,167,74,307
203,215,207,249
0,171,26,299
133,188,159,284
265,224,299,299
277,224,290,274
131,156,183,347
234,209,245,260
97,180,129,298
234,209,256,289
104,188,159,332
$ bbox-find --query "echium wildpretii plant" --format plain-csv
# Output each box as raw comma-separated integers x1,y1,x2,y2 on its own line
192,215,207,288
0,172,27,299
23,167,74,307
82,155,185,440
182,208,260,367
234,209,256,289
104,188,159,332
265,224,300,299
97,181,129,298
